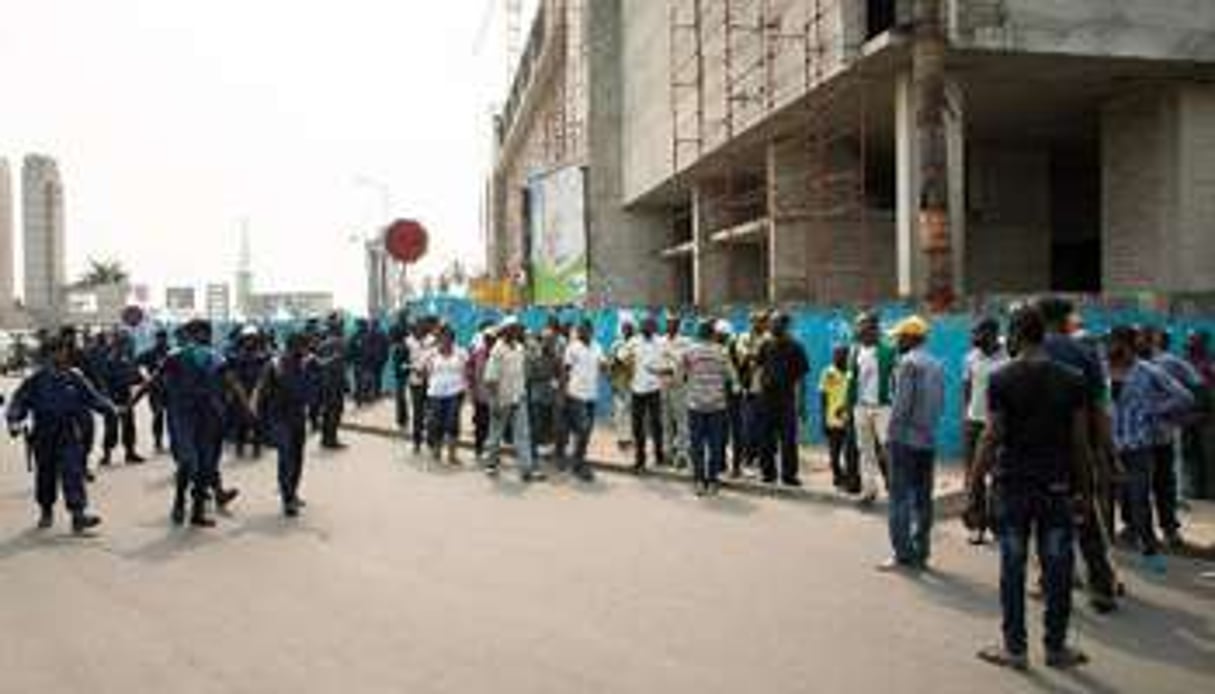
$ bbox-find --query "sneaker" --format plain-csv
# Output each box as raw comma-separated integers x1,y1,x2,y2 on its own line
485,465,500,477
782,478,803,488
1140,553,1167,575
71,514,102,535
977,645,1029,671
1045,647,1089,670
125,452,146,465
37,508,53,529
283,501,300,518
876,557,912,573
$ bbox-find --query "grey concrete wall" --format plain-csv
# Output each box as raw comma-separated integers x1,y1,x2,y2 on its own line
692,182,733,306
965,146,1052,293
588,0,675,306
1103,85,1215,294
951,0,1215,62
621,0,673,204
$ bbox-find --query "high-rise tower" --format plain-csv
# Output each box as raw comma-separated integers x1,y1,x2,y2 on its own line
22,155,66,319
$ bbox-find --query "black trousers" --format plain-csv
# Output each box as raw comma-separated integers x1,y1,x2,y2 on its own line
631,391,663,467
409,385,428,448
277,423,307,503
34,441,89,513
320,395,344,446
1151,443,1181,534
394,383,409,429
758,397,800,483
473,401,491,455
826,426,847,486
149,392,167,448
103,408,136,455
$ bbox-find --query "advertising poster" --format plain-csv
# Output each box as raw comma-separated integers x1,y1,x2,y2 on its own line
527,166,587,305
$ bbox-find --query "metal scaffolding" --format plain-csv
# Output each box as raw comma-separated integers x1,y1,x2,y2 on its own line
668,0,873,304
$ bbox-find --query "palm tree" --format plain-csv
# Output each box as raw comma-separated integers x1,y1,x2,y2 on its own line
76,258,130,288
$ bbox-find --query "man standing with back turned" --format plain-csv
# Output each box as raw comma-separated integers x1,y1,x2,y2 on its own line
974,305,1090,671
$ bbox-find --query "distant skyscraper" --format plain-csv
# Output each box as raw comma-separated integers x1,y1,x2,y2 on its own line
22,155,66,318
235,219,253,317
0,158,13,314
206,283,231,324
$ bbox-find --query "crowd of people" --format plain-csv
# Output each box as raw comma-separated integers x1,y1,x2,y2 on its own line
3,296,1213,672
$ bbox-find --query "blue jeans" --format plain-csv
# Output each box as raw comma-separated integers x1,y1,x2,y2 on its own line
557,398,595,474
993,486,1075,654
488,402,534,473
426,394,463,448
1119,448,1160,554
689,409,727,484
887,442,935,564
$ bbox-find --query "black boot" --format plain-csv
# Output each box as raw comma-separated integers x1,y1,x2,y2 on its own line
189,497,215,528
37,506,53,529
170,476,189,525
215,487,240,510
71,513,102,534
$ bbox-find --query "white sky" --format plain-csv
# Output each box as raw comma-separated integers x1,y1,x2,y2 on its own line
0,0,533,310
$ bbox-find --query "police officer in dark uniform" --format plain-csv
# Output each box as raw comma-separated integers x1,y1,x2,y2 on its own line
253,332,321,516
134,319,245,527
7,332,118,533
100,330,146,466
316,316,349,449
137,328,172,452
229,326,269,458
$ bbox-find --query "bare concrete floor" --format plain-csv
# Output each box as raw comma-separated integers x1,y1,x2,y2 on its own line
0,427,1212,694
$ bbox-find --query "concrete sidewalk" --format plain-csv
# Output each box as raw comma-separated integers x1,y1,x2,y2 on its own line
341,397,971,517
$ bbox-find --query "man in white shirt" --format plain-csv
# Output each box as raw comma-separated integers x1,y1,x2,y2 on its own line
659,314,692,468
625,316,666,471
962,317,1007,544
484,317,540,481
557,321,602,481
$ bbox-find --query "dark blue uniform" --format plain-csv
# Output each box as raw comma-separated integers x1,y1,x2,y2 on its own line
136,341,171,450
316,333,348,448
257,353,320,513
102,342,144,463
229,347,269,457
6,367,116,521
161,345,230,519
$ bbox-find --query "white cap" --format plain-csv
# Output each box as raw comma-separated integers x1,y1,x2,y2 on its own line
499,316,520,329
714,319,733,336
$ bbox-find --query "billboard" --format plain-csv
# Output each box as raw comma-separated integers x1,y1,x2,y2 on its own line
527,165,587,305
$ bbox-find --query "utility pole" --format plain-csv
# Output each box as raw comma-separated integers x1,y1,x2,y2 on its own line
912,0,955,310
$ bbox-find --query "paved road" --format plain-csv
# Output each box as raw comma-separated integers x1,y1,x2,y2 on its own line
0,424,1213,693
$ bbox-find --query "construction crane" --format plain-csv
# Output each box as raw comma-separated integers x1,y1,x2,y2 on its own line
473,0,524,82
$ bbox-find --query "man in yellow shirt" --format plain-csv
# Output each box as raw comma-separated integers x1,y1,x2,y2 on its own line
819,345,850,489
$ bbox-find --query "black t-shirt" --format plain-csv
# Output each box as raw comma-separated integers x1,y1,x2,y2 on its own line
988,356,1086,491
759,336,809,401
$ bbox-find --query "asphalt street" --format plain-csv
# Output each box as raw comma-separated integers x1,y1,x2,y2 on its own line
0,413,1212,693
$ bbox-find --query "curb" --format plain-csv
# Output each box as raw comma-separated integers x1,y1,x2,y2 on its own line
343,421,969,519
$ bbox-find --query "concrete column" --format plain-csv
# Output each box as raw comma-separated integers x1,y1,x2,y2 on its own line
896,70,966,299
895,72,922,298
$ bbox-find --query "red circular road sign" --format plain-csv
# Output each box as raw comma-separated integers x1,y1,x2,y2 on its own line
384,219,428,264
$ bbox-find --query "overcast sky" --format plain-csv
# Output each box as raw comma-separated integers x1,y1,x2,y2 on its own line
0,0,534,310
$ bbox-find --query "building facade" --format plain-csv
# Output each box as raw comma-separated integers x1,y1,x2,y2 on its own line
205,283,231,323
246,291,335,321
487,0,1215,307
0,158,14,320
22,155,66,319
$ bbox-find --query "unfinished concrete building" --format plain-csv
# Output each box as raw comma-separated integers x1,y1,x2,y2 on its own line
487,0,1215,307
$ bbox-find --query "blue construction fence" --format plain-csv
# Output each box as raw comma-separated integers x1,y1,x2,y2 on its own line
384,296,1215,462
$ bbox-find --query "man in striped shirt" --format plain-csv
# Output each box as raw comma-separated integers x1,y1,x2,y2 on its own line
682,320,736,496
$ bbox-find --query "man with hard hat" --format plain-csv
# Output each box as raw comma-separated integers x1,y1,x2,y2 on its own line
879,315,944,572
